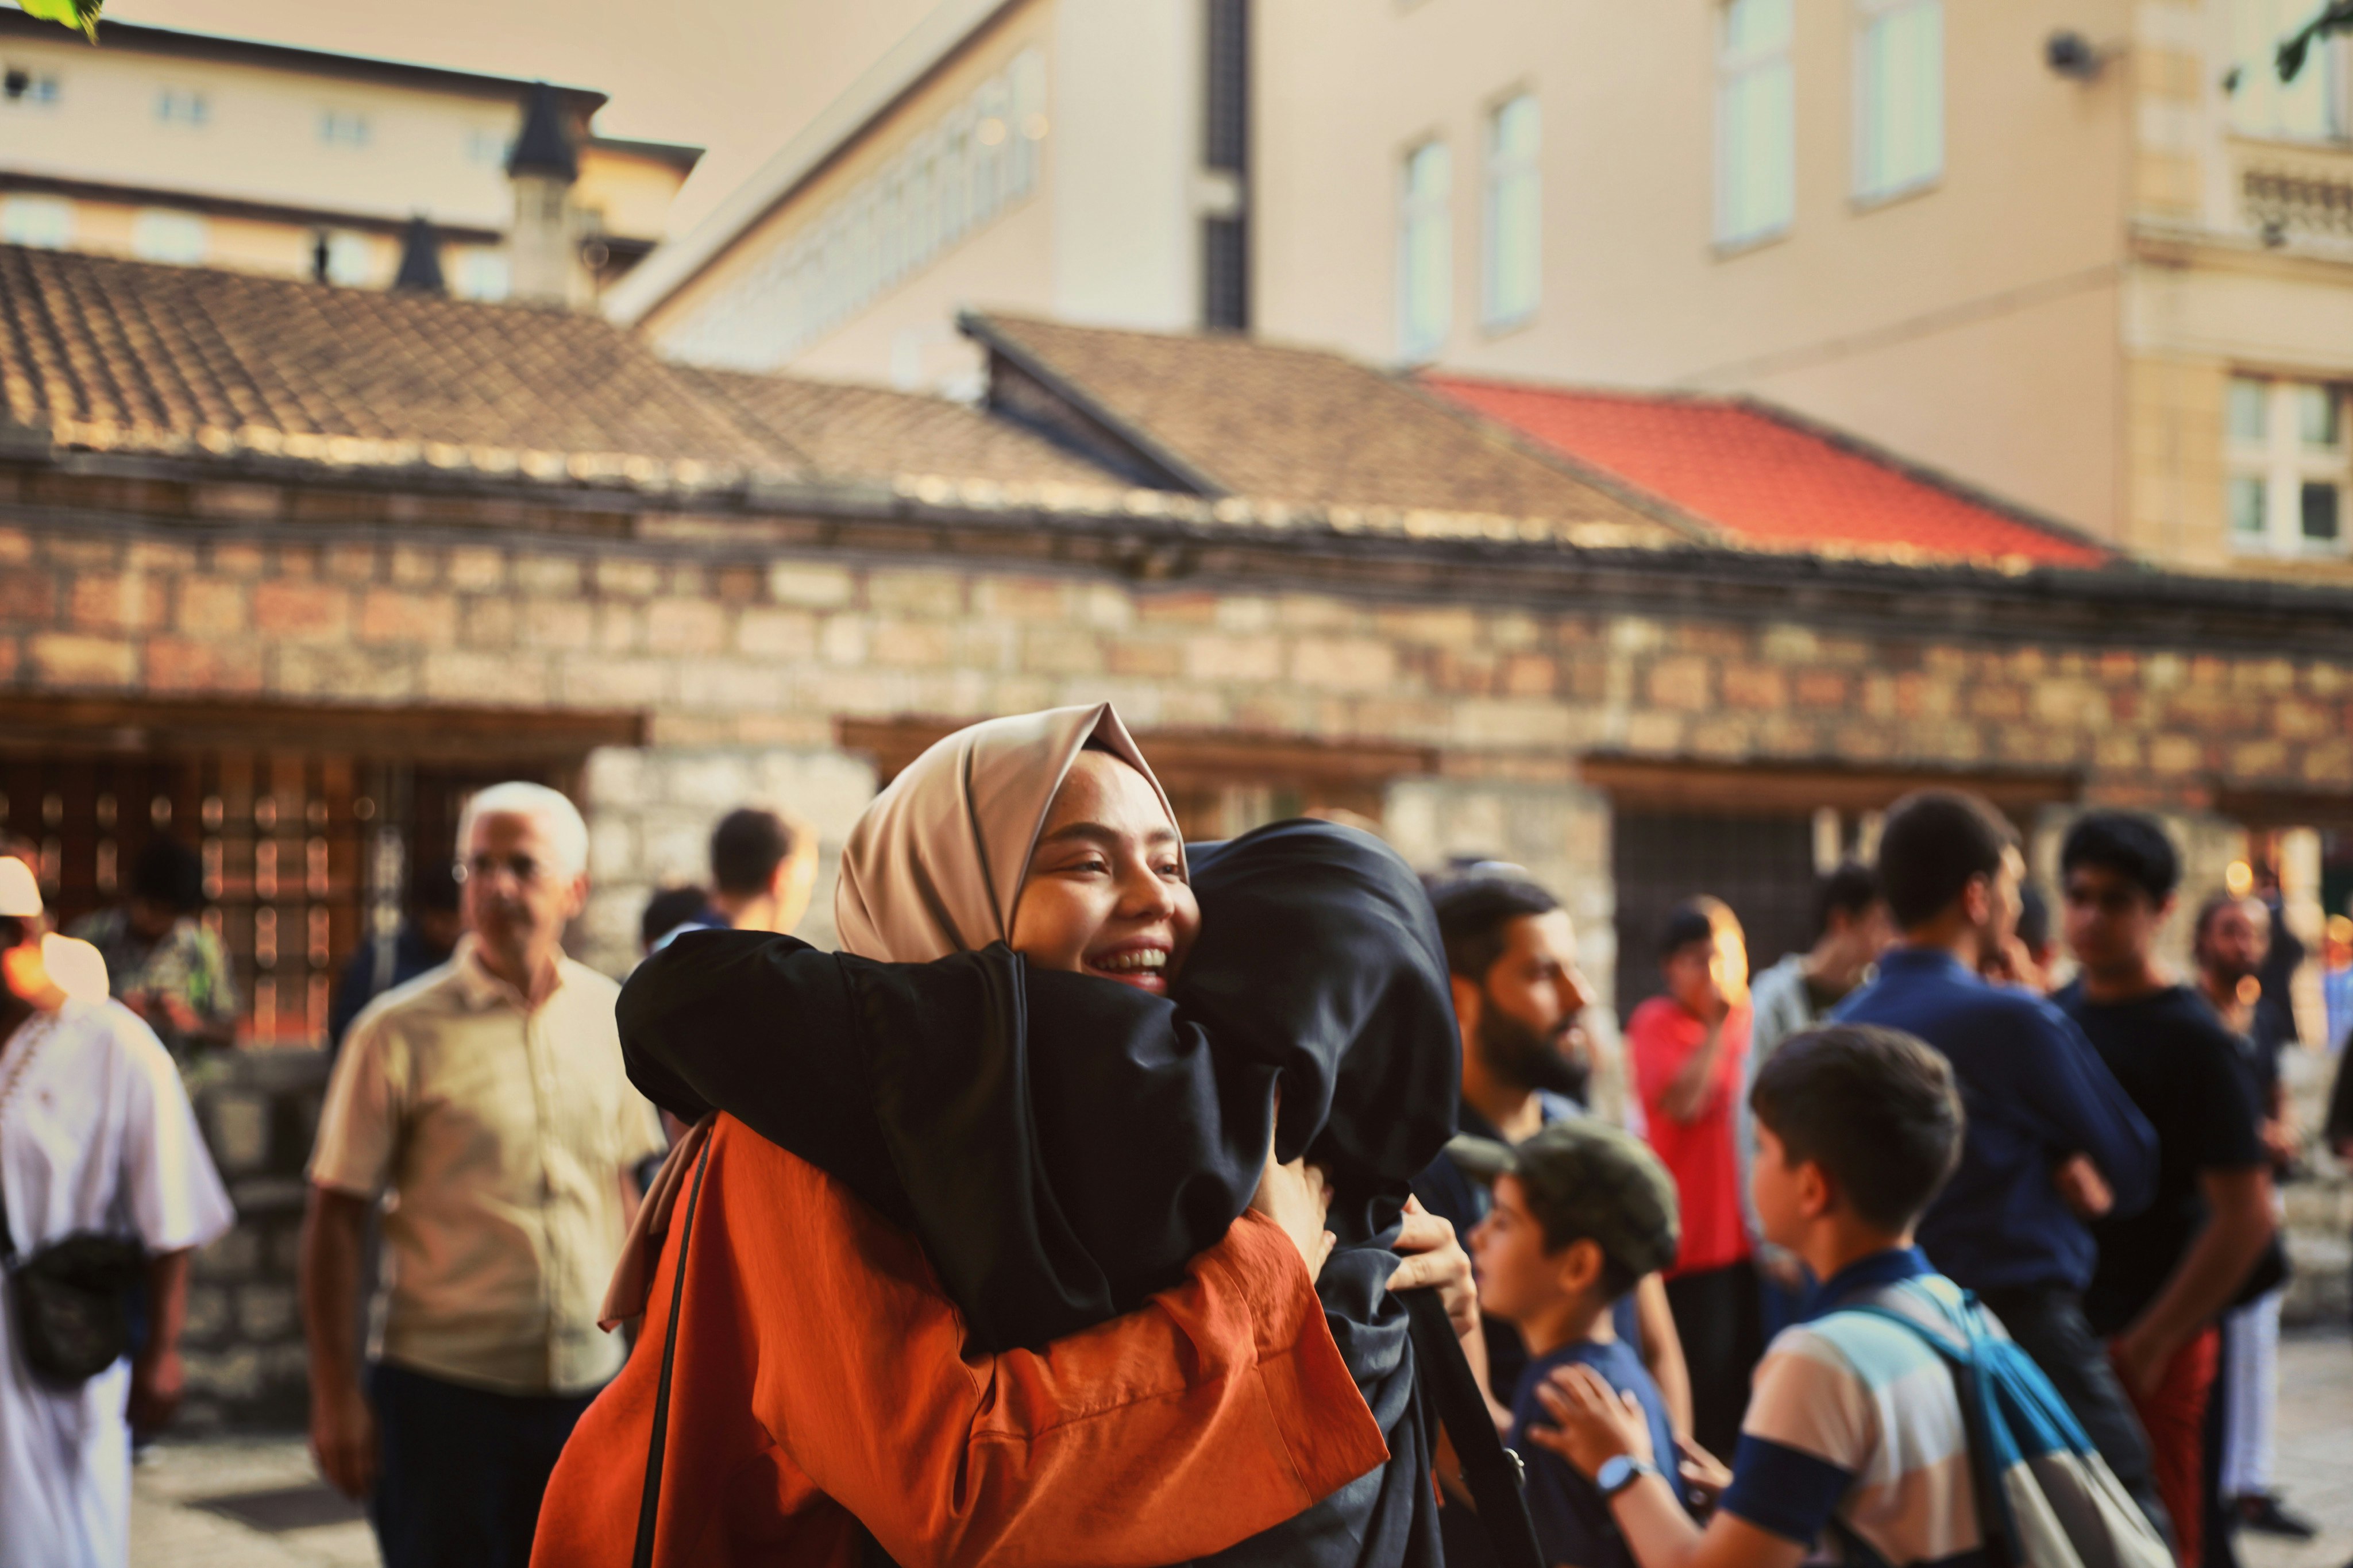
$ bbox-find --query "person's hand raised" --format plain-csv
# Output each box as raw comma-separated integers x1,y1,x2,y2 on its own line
1248,1092,1335,1283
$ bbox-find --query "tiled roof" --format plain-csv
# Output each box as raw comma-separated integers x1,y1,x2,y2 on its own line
0,242,792,484
684,366,1120,491
1422,375,2115,568
964,313,1694,548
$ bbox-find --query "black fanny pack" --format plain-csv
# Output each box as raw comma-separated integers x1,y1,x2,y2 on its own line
1,1204,146,1386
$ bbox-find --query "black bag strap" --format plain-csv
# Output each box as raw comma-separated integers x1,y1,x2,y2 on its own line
1403,1287,1546,1568
631,1132,714,1568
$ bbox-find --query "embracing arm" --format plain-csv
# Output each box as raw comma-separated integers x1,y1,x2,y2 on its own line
608,1122,1386,1568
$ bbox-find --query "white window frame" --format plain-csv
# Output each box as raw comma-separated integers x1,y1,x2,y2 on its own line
1853,0,1943,204
0,194,72,249
456,249,511,302
2231,0,2351,144
1482,94,1541,330
155,86,209,127
131,208,209,265
323,230,374,287
1398,137,1453,362
2227,374,2351,557
319,108,371,148
1716,0,1795,248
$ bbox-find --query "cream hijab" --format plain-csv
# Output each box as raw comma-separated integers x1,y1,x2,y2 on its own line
835,702,1185,962
603,702,1184,1328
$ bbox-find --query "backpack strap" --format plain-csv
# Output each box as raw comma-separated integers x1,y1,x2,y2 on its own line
1403,1287,1548,1568
631,1131,714,1568
1821,1297,2017,1568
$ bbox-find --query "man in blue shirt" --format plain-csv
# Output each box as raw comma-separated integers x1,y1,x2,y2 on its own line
1835,789,2162,1530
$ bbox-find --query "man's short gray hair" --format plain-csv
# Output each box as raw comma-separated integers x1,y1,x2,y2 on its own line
456,782,589,879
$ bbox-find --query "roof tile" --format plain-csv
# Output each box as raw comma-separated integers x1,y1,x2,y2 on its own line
1423,375,2113,568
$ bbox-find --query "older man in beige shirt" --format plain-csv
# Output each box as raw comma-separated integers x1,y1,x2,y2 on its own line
299,782,663,1568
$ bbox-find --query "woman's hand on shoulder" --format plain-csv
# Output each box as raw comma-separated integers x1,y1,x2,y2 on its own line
1387,1196,1479,1341
1247,1099,1336,1284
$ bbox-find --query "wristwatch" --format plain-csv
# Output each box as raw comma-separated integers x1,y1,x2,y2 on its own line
1596,1454,1661,1500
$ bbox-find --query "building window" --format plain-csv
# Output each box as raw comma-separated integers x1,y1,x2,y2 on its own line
131,209,209,265
319,109,371,148
1202,0,1251,331
2228,374,2349,555
1854,0,1942,202
323,230,373,286
2232,0,2349,141
457,250,511,302
1398,138,1452,361
1,195,72,248
155,87,209,127
4,67,63,106
1717,0,1795,245
1483,94,1540,327
465,128,512,165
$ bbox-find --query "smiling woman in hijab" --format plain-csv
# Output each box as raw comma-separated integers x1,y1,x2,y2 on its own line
532,705,1465,1568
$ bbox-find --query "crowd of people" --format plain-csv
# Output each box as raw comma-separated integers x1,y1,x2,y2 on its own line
0,704,2349,1568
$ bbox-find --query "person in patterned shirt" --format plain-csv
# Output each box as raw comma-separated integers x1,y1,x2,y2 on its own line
70,837,238,1059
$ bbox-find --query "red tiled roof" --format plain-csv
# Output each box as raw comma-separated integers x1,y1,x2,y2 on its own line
1421,375,2114,568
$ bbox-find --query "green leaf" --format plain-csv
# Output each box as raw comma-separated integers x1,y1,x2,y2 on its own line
17,0,102,41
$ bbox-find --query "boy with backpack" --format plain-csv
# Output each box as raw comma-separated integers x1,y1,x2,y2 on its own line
1527,1025,2168,1568
1457,1119,1691,1568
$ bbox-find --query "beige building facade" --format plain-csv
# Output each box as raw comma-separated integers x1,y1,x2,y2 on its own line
616,0,2353,583
0,10,697,300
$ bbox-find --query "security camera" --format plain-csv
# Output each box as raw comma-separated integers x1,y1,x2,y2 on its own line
2047,30,2105,80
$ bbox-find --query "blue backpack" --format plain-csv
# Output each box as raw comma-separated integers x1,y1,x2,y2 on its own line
1823,1286,2171,1568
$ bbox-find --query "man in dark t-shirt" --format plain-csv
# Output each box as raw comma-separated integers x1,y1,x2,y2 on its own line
2054,812,2277,1568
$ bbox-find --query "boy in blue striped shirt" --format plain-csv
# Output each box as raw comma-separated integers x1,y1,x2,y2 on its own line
1527,1025,2008,1568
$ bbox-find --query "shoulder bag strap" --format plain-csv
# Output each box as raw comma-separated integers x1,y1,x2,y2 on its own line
630,1131,715,1568
1403,1285,1547,1568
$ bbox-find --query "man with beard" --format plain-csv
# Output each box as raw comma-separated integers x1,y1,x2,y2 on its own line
1412,877,1692,1441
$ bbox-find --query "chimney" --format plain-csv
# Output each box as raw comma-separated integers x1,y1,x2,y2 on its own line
393,215,446,293
506,81,589,307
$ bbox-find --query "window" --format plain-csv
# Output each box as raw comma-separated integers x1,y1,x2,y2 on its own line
2232,0,2348,141
319,109,371,148
1398,139,1452,360
1854,0,1943,202
457,250,511,302
0,195,72,249
1483,94,1540,327
1718,0,1795,245
323,231,373,286
465,128,512,166
131,209,208,265
155,87,209,127
3,67,61,106
2227,374,2350,554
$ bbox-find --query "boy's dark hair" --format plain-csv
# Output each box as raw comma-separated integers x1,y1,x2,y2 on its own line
639,885,712,950
1814,862,1881,940
1542,1229,1641,1304
709,808,799,897
130,837,205,915
1876,790,2017,930
1750,1024,1965,1233
1430,876,1560,982
2015,881,2051,954
2059,810,2180,906
1657,896,1729,960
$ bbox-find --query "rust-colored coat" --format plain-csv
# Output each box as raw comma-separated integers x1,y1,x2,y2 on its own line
531,1117,1388,1567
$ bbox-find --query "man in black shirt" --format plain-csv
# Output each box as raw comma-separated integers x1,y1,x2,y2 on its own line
2055,813,2277,1567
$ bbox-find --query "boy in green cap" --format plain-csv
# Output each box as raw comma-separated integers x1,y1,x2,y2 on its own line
1460,1118,1692,1568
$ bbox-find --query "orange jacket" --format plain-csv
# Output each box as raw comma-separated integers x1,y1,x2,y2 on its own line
531,1117,1390,1567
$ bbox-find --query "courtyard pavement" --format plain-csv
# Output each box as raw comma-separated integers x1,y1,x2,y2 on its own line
128,1326,2353,1567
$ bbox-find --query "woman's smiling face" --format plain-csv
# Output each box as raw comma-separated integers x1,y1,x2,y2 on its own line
1008,748,1198,995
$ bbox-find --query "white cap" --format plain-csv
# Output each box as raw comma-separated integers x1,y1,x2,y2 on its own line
41,934,110,1002
0,856,41,918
